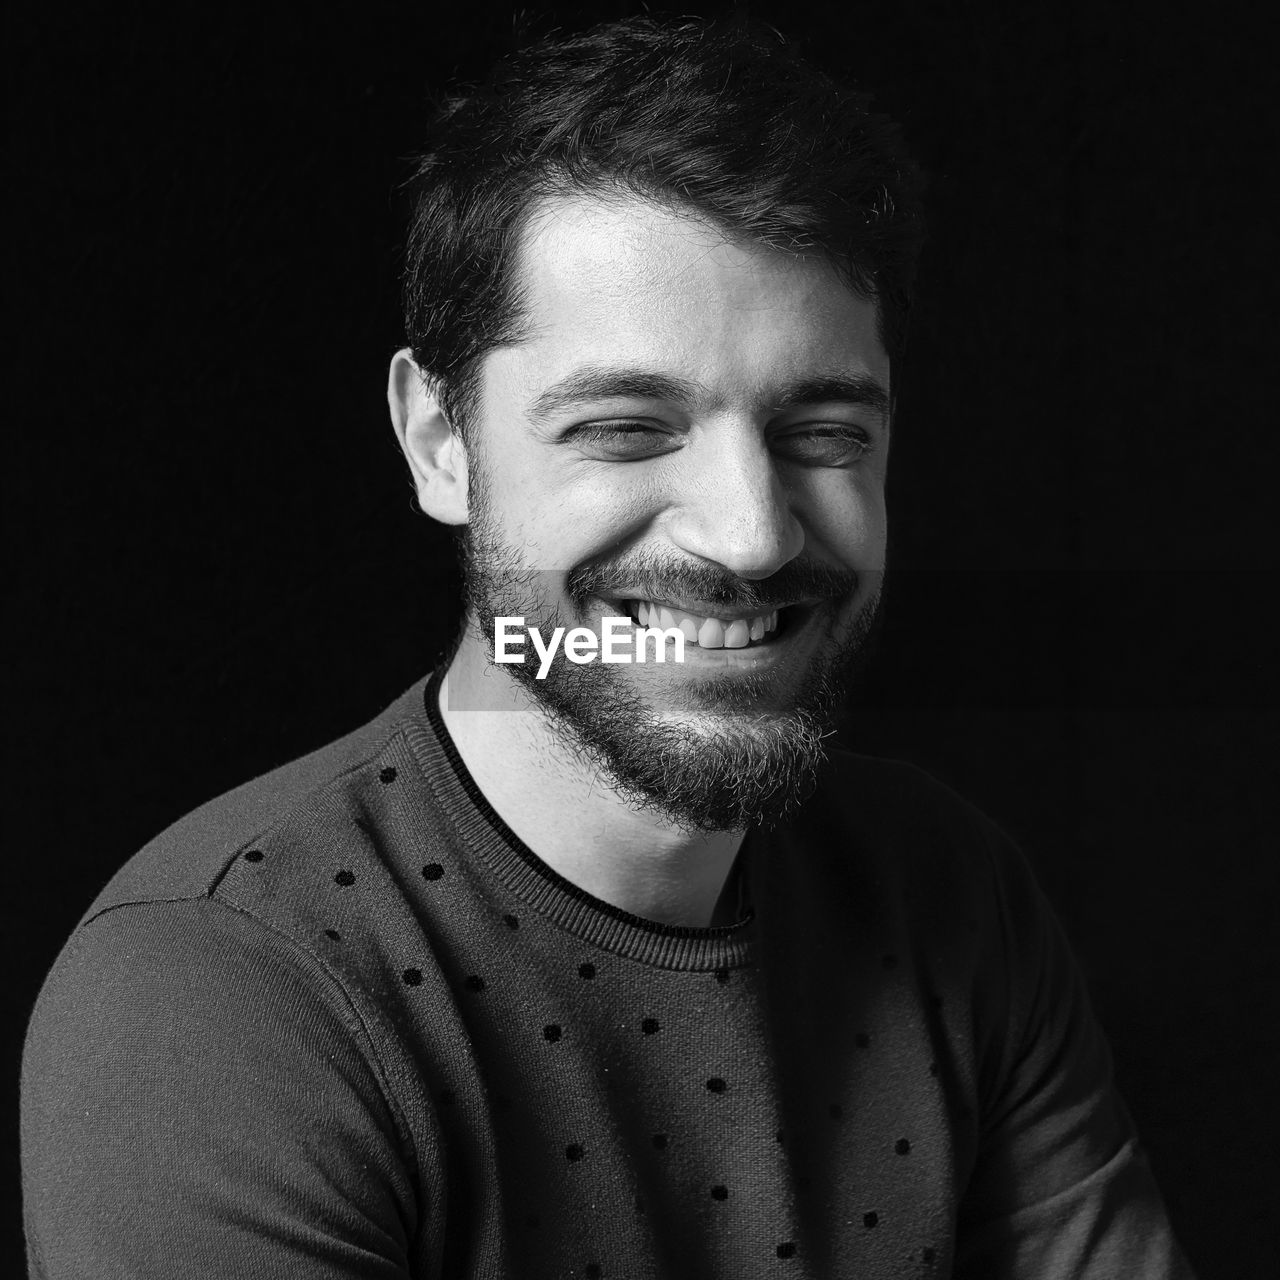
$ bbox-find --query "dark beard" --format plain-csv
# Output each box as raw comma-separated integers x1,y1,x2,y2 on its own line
456,482,880,833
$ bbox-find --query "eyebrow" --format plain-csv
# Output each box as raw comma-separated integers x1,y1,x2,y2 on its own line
527,364,890,425
768,374,891,419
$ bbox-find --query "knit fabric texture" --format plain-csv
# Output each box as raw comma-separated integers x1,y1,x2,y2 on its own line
21,673,1195,1278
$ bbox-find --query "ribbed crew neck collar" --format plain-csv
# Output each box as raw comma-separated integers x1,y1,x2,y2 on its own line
402,670,759,971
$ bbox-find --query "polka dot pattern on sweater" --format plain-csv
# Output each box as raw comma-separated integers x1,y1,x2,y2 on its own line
189,691,1093,1276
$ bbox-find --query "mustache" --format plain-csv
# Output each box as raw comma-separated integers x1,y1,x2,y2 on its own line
568,552,859,612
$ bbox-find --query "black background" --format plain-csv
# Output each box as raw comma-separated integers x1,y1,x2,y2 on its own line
8,0,1277,1273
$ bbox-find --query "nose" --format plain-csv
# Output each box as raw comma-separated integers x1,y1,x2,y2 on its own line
664,427,804,579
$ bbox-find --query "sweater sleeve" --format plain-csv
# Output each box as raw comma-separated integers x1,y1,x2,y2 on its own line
954,825,1197,1279
21,895,421,1279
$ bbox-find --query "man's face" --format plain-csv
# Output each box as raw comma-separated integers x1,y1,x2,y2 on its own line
458,192,890,830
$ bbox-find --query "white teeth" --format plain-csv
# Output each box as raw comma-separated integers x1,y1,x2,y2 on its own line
623,599,785,646
698,617,726,648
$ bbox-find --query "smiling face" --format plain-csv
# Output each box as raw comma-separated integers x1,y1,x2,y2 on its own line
453,191,890,829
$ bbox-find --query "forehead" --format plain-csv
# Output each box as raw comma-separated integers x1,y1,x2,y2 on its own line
486,192,888,408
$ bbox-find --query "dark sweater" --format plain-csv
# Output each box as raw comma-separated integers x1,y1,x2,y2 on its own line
21,674,1194,1278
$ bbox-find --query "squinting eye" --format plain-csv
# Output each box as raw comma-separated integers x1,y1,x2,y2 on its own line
772,428,874,467
565,422,677,460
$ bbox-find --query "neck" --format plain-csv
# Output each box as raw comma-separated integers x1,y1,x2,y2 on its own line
437,630,746,929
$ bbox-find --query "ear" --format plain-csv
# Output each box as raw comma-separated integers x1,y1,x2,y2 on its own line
387,348,469,526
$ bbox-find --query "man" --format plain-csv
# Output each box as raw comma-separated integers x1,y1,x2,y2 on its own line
21,16,1195,1278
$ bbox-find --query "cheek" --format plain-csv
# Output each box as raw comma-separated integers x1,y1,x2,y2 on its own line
489,458,667,568
793,470,887,569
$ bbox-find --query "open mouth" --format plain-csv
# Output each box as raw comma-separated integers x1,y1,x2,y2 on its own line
613,598,793,650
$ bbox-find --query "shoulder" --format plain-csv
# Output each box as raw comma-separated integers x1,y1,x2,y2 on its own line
817,747,996,835
22,680,447,1232
776,747,1055,991
798,746,1020,891
24,675,444,1131
24,894,375,1069
77,676,434,925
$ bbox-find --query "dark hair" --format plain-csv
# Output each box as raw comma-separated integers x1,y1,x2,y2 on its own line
401,15,925,434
